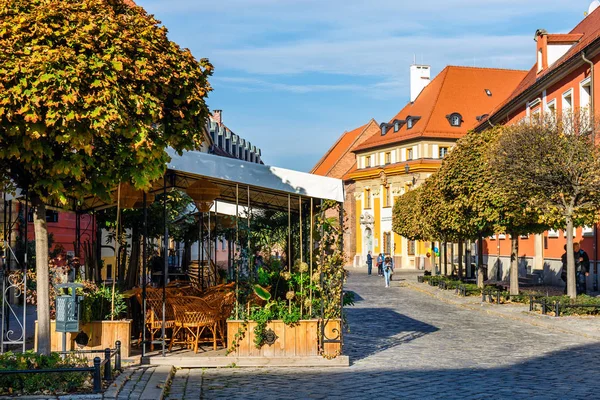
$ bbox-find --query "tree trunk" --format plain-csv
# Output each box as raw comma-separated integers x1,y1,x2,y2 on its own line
458,240,463,279
566,216,576,298
510,234,520,295
33,200,50,356
126,227,140,289
95,217,103,282
443,241,448,276
477,235,484,288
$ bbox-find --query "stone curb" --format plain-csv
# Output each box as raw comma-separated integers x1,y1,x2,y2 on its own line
402,281,600,341
140,366,174,400
102,367,136,399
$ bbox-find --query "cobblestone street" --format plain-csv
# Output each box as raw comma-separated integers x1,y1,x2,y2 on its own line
166,270,600,399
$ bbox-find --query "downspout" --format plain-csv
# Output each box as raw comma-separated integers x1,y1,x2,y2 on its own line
582,51,597,290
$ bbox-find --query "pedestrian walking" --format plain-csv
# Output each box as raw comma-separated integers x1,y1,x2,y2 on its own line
383,256,394,287
366,251,373,275
574,242,590,295
377,253,384,276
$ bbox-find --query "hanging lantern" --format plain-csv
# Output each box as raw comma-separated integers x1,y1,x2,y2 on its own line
186,179,220,213
112,183,154,209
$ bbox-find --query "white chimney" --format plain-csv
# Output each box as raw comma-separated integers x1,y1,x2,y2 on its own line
410,64,430,102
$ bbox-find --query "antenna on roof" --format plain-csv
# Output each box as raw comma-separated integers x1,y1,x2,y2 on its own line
587,0,600,15
413,54,416,65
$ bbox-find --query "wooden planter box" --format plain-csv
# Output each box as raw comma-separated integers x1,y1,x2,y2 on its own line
34,320,132,358
226,319,341,358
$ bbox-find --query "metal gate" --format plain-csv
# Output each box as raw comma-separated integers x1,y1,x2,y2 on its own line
1,195,28,353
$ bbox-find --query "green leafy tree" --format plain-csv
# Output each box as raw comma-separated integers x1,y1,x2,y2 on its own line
435,132,495,287
392,187,426,241
490,112,600,298
0,0,213,354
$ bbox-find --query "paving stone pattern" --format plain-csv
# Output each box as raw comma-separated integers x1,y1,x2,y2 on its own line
166,270,600,399
114,367,155,400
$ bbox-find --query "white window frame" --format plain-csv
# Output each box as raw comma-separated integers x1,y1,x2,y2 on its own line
548,229,559,238
439,146,449,158
583,226,594,237
546,99,557,118
498,233,506,240
562,89,573,111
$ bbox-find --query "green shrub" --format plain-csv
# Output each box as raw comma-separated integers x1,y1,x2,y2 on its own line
0,351,91,395
80,284,126,323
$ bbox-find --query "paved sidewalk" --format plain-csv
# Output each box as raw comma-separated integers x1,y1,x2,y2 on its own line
403,276,600,340
164,269,600,399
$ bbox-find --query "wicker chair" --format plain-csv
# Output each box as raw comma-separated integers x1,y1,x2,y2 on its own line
144,288,176,351
201,291,235,345
169,296,221,353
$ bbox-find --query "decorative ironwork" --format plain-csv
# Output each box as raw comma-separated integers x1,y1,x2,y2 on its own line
1,267,27,352
263,328,278,346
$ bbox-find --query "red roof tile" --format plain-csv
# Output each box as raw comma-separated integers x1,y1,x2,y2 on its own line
479,8,600,127
311,119,378,177
353,66,527,152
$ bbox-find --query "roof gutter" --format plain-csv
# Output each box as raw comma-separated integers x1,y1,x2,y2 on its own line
475,37,600,132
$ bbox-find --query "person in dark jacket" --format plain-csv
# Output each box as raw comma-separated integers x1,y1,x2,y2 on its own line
574,242,590,295
377,253,384,276
366,251,373,275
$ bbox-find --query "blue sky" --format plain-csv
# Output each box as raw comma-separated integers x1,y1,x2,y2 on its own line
137,0,593,171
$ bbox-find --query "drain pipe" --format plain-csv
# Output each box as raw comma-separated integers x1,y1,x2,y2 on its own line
582,51,597,290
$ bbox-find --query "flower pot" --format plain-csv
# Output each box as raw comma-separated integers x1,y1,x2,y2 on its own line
226,319,341,358
34,319,132,357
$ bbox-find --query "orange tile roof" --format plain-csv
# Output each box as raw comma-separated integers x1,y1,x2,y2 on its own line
354,66,527,152
478,8,600,127
311,119,378,177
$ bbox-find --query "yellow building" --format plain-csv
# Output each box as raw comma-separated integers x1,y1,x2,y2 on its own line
344,65,528,269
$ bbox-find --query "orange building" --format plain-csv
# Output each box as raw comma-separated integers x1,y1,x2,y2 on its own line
475,6,600,287
343,65,527,269
311,119,381,263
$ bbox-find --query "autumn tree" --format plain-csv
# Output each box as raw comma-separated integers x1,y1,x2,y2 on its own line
490,112,600,298
392,187,426,242
0,0,213,354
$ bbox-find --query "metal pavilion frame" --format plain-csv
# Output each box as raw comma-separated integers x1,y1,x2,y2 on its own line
75,156,345,358
1,151,344,357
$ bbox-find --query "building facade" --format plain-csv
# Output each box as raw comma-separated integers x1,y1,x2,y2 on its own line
346,65,528,270
475,5,600,288
311,119,381,263
208,110,263,164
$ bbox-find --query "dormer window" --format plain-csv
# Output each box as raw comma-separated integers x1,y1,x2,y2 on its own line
380,123,388,136
405,116,420,130
393,119,405,132
446,113,463,127
485,89,492,96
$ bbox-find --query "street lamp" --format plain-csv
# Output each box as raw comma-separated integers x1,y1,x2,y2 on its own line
404,164,416,186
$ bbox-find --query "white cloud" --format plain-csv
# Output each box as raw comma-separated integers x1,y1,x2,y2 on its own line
212,34,534,77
